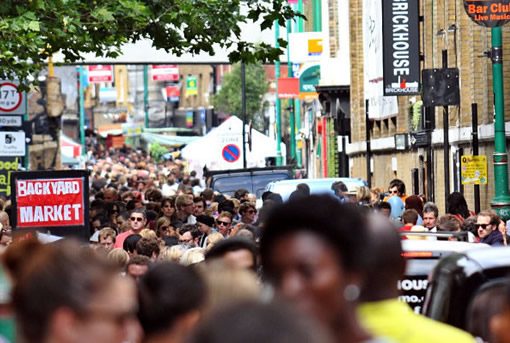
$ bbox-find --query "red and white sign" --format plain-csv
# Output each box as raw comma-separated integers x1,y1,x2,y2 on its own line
277,77,300,99
151,65,180,81
0,82,23,113
165,85,181,101
16,178,85,228
88,65,114,83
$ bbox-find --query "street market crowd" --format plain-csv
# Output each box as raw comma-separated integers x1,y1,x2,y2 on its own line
0,145,509,342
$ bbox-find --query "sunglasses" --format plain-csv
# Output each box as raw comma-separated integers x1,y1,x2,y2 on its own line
247,210,257,214
216,220,231,226
130,217,144,222
389,190,399,194
475,223,491,229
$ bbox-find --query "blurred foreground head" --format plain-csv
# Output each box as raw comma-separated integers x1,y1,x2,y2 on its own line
138,262,205,343
260,195,371,342
189,300,332,343
13,239,139,343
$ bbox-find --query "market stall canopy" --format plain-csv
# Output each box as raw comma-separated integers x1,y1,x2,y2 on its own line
181,116,285,177
141,132,199,146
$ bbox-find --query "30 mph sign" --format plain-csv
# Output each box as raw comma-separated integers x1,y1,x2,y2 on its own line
0,81,26,115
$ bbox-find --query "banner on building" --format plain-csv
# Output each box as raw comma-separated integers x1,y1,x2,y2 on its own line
186,76,198,96
363,0,398,119
151,65,179,81
382,0,421,95
10,170,89,240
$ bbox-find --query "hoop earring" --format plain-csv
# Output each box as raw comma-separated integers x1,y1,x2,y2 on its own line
343,284,360,302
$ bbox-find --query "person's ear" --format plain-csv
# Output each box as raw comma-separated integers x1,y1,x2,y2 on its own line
50,307,82,342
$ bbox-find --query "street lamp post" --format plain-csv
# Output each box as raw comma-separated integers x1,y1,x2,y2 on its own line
490,27,510,220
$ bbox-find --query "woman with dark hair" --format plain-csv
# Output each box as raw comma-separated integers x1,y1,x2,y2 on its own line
160,196,177,223
260,195,376,343
405,195,424,225
446,192,474,223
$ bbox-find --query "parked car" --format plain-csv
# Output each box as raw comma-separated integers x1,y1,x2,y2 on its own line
400,239,488,314
264,177,367,202
422,247,510,330
205,167,293,199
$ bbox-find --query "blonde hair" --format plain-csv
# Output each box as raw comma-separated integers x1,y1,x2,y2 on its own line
180,247,205,266
159,245,186,263
407,225,428,240
199,261,261,312
139,228,158,240
208,202,219,215
356,186,371,203
206,232,225,252
107,248,130,270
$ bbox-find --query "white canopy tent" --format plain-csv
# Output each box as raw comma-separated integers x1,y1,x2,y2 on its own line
181,116,285,177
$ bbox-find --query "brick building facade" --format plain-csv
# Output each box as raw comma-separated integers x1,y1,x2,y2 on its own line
346,0,510,211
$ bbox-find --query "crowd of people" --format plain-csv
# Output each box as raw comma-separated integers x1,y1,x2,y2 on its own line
0,146,509,342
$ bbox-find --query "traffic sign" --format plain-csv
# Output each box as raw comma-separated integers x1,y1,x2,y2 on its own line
0,131,25,156
0,81,26,115
0,116,22,127
222,144,240,163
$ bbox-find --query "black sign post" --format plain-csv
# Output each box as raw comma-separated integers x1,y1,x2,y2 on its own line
382,0,421,95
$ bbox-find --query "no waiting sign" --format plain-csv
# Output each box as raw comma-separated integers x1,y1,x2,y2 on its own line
0,81,26,115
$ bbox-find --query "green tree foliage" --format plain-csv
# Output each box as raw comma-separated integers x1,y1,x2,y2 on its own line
213,63,269,131
0,0,300,86
149,142,168,162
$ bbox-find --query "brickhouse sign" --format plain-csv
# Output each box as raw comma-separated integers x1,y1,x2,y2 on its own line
464,1,510,27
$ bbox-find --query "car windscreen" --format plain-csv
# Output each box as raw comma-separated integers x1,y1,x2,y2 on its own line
213,175,252,196
212,172,291,198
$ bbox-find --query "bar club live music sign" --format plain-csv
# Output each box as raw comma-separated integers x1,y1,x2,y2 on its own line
10,170,89,240
382,0,420,96
464,1,510,27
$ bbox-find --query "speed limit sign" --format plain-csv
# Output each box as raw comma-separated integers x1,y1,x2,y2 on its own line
0,81,26,115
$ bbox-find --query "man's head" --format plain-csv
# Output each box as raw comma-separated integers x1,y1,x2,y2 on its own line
193,197,206,216
205,237,258,271
13,240,139,343
388,179,406,197
216,212,233,236
138,262,205,341
476,211,500,239
179,231,196,248
0,211,10,230
234,189,250,201
176,195,194,215
239,203,257,224
126,255,150,281
103,188,119,203
331,181,348,197
98,227,117,252
129,209,146,233
360,214,404,302
402,209,418,225
422,202,439,230
135,238,160,261
375,201,391,218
